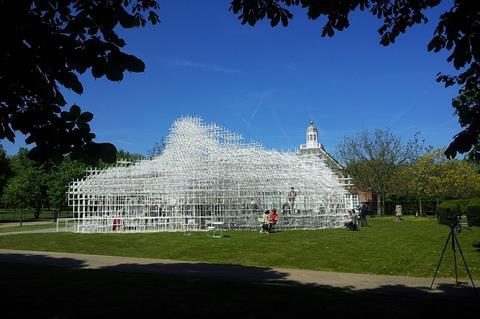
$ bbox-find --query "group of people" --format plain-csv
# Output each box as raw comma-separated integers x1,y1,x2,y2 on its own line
345,202,369,231
260,209,279,233
256,187,296,233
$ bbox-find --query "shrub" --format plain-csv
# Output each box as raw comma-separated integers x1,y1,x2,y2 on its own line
438,199,480,226
437,199,468,225
437,206,454,225
466,203,480,226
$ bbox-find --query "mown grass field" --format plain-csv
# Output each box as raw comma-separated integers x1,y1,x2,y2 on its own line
0,216,478,278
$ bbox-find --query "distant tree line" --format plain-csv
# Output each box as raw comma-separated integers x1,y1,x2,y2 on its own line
0,145,145,218
337,129,480,215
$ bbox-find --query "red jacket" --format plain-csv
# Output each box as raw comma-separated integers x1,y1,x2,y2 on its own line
270,212,278,224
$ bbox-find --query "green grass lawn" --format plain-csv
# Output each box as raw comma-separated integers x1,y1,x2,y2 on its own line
0,216,478,278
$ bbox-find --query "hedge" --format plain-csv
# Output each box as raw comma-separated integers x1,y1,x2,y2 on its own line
466,203,480,226
438,199,480,226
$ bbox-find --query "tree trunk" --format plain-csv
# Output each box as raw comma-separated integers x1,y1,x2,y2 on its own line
382,192,385,215
376,194,382,215
34,207,41,219
418,197,423,216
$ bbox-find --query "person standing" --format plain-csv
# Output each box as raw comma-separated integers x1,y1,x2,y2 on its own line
359,202,368,227
395,205,402,222
287,187,297,212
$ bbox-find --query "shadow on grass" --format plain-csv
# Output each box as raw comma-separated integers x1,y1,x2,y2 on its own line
0,251,86,268
0,251,478,318
102,261,291,283
473,241,480,253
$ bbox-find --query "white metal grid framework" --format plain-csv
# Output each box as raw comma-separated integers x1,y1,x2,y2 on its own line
68,117,348,232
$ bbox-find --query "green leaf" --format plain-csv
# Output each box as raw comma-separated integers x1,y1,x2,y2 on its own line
92,58,107,78
125,55,145,73
106,69,124,81
70,105,81,119
78,112,94,123
57,72,84,94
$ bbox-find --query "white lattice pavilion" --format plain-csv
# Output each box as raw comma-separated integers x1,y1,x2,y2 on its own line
68,116,348,232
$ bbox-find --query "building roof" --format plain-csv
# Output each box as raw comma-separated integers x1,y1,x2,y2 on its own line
299,120,343,172
299,147,344,171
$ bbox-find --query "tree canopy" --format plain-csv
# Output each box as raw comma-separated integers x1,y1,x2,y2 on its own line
1,148,49,218
230,0,480,160
0,0,159,164
0,147,144,216
393,148,480,213
0,145,12,198
337,129,422,214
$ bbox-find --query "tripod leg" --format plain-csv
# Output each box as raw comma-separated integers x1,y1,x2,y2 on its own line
452,231,459,286
453,233,477,290
430,230,452,289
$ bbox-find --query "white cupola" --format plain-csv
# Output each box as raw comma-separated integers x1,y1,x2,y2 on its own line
305,120,319,149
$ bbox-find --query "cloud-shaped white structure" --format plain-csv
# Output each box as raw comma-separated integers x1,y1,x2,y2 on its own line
68,117,347,232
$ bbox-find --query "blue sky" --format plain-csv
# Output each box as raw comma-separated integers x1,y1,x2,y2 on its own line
2,1,462,157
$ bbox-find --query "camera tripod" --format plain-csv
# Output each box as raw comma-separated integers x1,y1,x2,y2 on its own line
430,223,476,291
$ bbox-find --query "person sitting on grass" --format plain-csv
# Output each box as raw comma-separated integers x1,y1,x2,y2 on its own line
259,210,270,233
268,209,278,232
345,209,358,231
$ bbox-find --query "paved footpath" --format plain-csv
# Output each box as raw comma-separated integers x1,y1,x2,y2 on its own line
0,248,477,298
0,228,59,236
0,221,54,228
